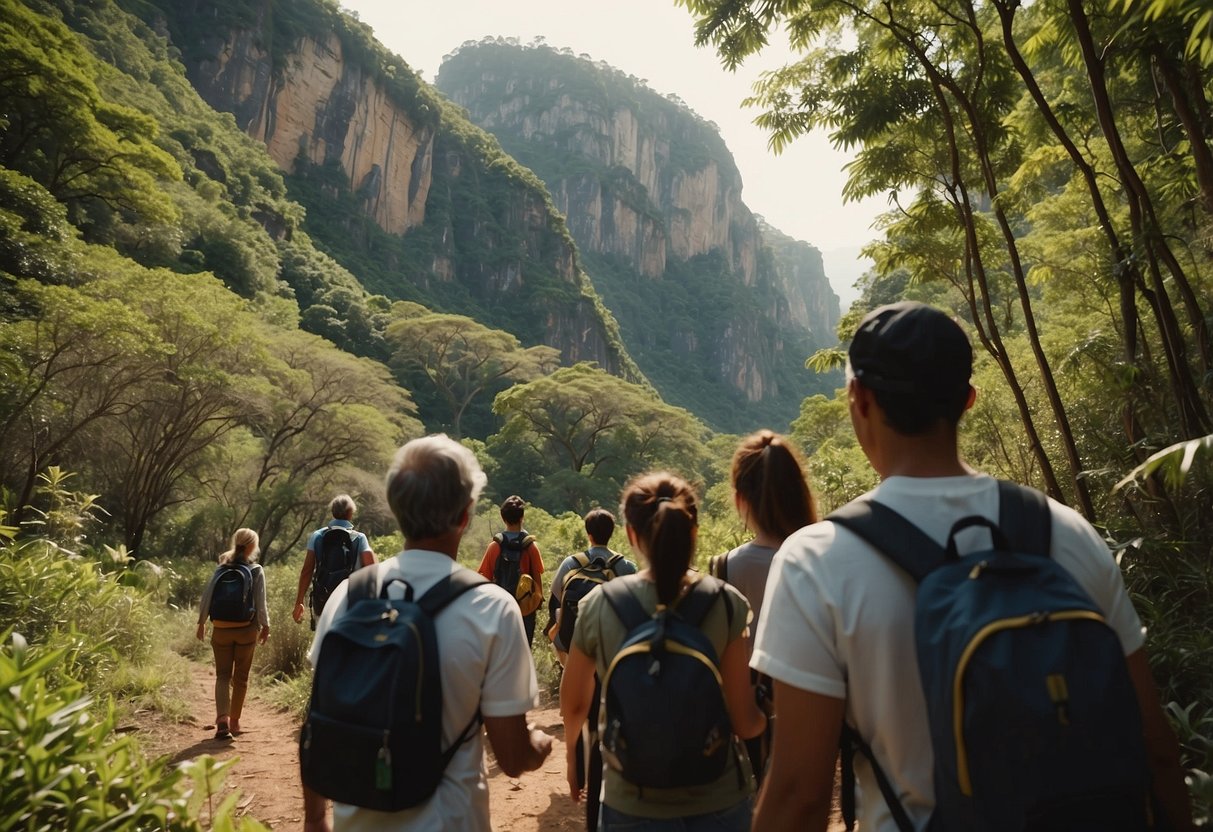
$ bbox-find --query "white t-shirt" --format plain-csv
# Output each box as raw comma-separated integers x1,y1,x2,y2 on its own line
751,474,1146,832
308,549,539,832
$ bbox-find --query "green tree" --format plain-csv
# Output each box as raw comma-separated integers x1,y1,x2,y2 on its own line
0,0,180,227
386,303,560,437
491,363,709,512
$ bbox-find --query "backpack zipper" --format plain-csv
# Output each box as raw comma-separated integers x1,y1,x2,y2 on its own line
952,609,1108,796
604,641,724,688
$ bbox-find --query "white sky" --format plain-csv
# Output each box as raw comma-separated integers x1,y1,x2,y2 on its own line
339,0,886,307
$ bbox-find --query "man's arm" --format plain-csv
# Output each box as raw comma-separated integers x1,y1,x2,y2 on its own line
292,549,316,624
483,714,552,777
1125,649,1195,831
753,680,844,831
359,544,376,567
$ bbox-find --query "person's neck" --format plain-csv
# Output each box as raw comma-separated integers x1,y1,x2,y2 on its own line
403,531,463,559
875,432,971,479
503,523,523,533
749,531,783,549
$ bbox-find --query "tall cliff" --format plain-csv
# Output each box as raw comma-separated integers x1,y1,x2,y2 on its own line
143,0,640,383
437,41,840,430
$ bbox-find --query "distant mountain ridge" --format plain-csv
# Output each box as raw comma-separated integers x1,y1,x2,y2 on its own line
138,2,838,431
436,40,840,430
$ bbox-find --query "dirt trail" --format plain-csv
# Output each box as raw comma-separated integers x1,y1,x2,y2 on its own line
139,662,843,830
138,662,583,829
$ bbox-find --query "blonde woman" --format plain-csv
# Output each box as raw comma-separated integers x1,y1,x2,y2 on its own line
196,528,270,739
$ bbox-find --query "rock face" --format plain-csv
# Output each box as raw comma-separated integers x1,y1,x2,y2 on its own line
437,42,840,428
180,18,432,236
152,0,639,383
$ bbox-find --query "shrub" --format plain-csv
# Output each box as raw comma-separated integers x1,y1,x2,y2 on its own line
0,633,266,831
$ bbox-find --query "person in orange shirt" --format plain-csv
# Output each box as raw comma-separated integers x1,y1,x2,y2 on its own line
478,495,545,646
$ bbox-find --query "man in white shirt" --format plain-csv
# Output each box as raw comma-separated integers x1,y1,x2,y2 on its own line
751,302,1193,831
302,434,552,832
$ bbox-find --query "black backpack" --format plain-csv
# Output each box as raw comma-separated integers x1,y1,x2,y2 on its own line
599,576,737,789
208,562,256,623
829,481,1151,832
311,525,361,616
300,565,487,812
558,551,625,648
491,530,533,598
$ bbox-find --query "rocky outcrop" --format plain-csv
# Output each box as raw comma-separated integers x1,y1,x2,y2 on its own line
759,218,841,334
437,42,839,427
172,11,433,236
143,1,641,384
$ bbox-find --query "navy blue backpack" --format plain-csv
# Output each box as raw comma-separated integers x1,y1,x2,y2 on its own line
599,576,738,789
208,562,256,623
300,566,486,811
829,481,1151,832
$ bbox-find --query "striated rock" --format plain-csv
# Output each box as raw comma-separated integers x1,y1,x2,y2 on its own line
177,20,433,236
438,42,840,428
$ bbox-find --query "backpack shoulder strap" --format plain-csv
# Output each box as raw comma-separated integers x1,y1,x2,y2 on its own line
672,577,722,628
492,531,505,546
346,563,379,603
827,498,945,584
708,551,729,582
572,551,591,569
997,480,1051,556
418,568,488,617
605,552,624,570
839,723,917,832
601,578,650,631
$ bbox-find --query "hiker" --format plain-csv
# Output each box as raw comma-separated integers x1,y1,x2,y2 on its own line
292,494,376,627
547,508,637,664
195,527,270,740
561,472,766,831
709,429,815,785
477,495,544,646
751,302,1195,831
301,434,552,832
547,508,637,832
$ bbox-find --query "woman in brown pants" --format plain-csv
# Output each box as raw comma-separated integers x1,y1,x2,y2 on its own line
196,528,270,739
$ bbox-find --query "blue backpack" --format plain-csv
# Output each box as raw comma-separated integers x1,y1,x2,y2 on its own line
829,481,1150,832
300,565,486,811
599,576,738,789
208,562,256,623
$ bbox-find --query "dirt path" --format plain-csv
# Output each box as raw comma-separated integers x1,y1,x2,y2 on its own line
139,662,842,830
138,662,583,829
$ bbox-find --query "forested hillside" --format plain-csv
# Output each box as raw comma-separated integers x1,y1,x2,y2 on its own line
437,40,841,430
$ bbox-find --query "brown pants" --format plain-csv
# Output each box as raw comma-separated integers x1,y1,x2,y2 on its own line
211,622,258,720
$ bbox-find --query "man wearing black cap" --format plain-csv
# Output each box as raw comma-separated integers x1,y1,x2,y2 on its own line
749,302,1193,831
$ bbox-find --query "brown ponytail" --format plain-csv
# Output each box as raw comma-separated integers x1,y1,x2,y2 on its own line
732,430,817,541
621,472,698,606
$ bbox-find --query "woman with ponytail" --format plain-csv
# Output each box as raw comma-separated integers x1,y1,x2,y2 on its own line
711,430,816,782
560,472,766,831
196,528,270,740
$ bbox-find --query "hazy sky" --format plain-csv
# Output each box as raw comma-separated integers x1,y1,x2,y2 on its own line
339,0,885,306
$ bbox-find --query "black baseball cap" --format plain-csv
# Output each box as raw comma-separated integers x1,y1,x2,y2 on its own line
847,302,972,400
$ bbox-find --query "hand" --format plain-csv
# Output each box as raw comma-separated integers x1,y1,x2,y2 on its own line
258,626,270,645
292,602,305,624
195,623,205,641
530,726,553,763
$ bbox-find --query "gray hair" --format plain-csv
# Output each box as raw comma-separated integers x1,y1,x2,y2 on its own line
385,434,487,540
330,493,356,520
